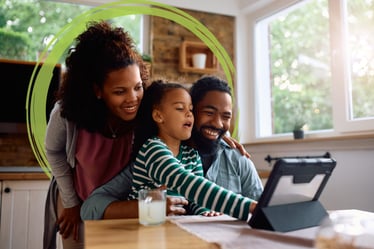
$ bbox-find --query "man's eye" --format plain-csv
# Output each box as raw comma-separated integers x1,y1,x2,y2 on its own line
135,85,143,91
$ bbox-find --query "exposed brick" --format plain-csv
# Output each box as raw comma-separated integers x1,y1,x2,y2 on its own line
149,8,235,85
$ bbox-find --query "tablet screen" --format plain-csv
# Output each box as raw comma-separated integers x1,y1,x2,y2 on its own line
268,174,325,206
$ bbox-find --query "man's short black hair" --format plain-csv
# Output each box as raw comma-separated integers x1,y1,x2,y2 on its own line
190,76,231,106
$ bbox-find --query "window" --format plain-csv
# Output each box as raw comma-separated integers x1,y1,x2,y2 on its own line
0,0,144,63
251,0,374,140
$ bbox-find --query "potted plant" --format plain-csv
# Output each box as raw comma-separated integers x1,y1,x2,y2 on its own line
141,54,152,63
141,54,152,75
293,119,306,139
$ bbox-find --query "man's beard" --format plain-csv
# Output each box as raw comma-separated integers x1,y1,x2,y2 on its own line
192,126,224,174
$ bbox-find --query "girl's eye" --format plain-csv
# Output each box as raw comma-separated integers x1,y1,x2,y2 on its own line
135,85,143,91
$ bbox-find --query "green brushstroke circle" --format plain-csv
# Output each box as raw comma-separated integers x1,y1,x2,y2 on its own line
27,0,235,176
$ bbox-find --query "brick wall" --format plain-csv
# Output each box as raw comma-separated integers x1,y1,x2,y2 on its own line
0,133,38,166
149,8,235,85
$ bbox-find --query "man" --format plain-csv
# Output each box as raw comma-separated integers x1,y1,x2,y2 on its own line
189,76,263,201
80,76,263,220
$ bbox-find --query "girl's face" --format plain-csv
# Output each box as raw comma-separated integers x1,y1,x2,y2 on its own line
97,64,144,122
154,88,194,144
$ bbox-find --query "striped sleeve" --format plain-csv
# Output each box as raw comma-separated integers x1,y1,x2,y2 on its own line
140,138,254,221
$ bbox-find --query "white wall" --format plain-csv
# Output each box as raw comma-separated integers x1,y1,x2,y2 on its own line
60,0,242,16
246,138,374,212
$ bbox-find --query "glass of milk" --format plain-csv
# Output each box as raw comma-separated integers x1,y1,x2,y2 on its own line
138,189,166,226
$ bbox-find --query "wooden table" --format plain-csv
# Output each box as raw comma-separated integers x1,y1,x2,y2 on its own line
85,211,374,249
85,218,219,249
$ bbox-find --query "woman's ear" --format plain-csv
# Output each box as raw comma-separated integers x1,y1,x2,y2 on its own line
152,109,164,123
93,85,102,99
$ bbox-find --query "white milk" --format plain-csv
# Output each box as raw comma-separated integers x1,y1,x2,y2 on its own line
138,200,166,225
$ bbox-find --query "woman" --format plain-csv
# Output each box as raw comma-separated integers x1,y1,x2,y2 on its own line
43,21,148,249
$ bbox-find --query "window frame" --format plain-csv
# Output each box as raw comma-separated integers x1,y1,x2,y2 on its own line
241,0,374,143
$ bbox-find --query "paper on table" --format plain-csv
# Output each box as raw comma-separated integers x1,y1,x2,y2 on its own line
168,215,316,249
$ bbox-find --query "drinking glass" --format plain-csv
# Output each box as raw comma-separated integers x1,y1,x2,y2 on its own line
138,189,166,226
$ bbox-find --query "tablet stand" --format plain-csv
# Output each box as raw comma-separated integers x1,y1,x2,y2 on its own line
248,156,336,232
250,200,328,232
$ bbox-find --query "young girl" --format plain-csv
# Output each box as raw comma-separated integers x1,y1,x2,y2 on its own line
130,80,257,221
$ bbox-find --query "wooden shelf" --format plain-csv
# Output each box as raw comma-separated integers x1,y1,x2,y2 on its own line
179,41,218,74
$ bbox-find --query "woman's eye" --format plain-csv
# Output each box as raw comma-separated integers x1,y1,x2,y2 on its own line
114,90,124,95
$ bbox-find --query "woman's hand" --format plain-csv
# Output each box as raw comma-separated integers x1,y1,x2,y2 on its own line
222,135,251,158
166,196,189,215
57,204,81,240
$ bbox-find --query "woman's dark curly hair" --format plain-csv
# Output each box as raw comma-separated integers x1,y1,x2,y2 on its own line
57,21,149,132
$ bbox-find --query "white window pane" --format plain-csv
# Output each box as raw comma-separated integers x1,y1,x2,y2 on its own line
0,0,143,62
346,0,374,120
256,0,332,137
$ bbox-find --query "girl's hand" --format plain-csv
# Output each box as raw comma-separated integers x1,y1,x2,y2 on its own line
201,211,223,217
57,204,81,240
222,135,251,158
249,201,257,213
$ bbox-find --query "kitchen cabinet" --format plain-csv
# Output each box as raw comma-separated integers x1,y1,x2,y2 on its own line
179,41,218,74
0,180,50,249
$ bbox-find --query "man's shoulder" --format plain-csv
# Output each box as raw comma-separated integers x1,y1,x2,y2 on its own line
218,140,253,164
219,140,242,155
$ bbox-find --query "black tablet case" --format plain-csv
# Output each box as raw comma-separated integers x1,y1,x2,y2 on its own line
248,157,336,232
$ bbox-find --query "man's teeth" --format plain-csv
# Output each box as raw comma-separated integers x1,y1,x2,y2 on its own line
206,129,218,136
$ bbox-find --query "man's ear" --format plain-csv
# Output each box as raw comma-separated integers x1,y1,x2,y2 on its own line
152,109,164,123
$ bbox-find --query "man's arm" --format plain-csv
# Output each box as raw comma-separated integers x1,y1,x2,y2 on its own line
81,163,188,220
238,157,264,201
102,200,139,219
81,165,133,220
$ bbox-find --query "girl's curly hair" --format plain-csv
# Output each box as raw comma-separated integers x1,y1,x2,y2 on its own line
58,21,149,131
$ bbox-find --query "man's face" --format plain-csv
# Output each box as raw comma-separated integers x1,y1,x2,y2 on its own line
193,90,232,141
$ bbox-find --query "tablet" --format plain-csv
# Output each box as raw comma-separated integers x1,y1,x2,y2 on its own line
248,157,336,232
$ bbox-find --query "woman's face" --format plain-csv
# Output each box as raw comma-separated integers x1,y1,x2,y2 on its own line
97,64,144,121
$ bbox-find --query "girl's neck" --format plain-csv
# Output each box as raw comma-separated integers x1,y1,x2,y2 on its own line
158,134,181,156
